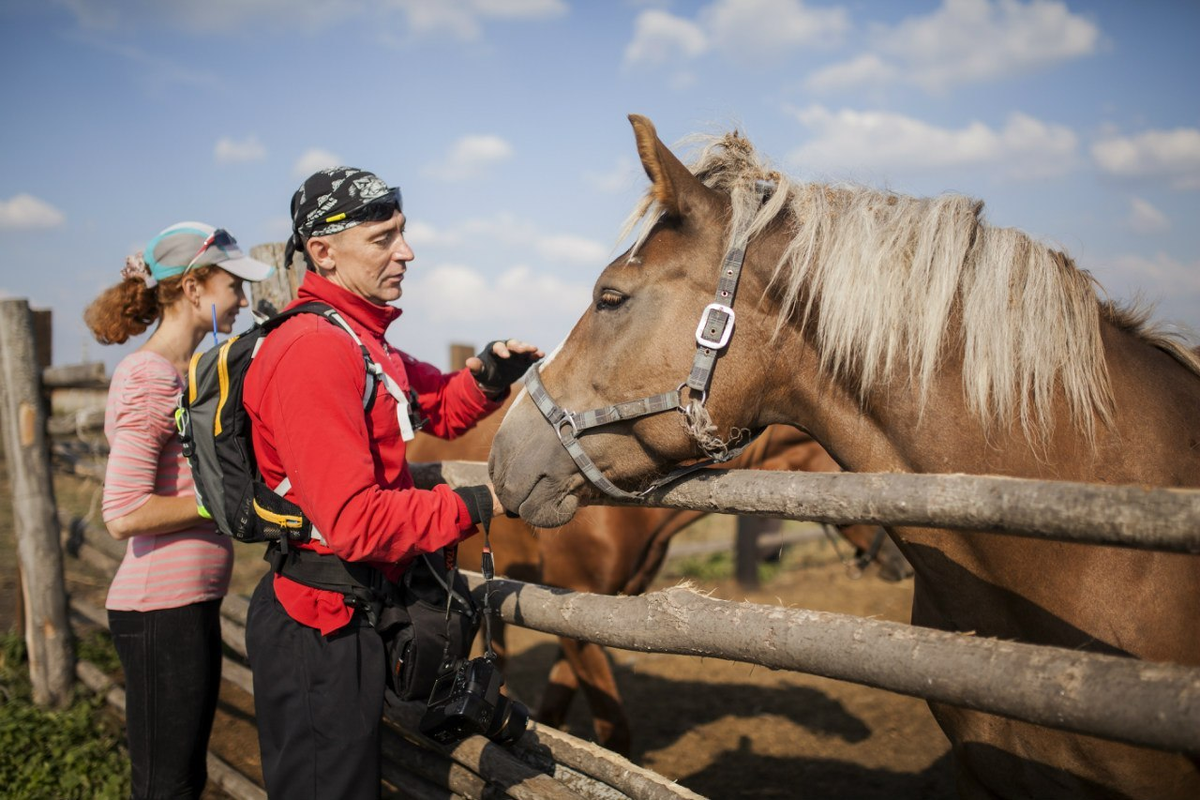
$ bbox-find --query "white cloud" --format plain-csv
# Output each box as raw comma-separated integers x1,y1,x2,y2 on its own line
1094,251,1200,332
406,262,591,324
535,234,610,266
624,0,844,72
1126,197,1169,235
414,212,608,267
0,194,66,231
60,0,564,41
404,220,459,249
584,156,640,193
60,0,365,32
395,260,591,366
624,9,708,67
215,135,267,164
389,0,567,41
806,53,896,93
808,0,1102,94
292,148,344,178
787,105,1077,179
425,135,514,181
1091,128,1200,190
700,0,849,60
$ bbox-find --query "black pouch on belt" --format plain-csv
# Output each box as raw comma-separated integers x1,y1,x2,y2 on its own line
378,548,480,702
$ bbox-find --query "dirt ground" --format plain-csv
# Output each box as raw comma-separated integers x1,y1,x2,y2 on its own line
499,547,957,800
1,458,955,799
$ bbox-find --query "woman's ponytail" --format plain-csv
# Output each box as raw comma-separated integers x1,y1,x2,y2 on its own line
84,253,162,345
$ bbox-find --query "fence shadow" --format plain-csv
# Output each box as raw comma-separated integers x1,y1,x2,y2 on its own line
505,640,954,798
680,738,956,800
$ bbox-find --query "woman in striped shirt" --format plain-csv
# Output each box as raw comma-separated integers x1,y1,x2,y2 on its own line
85,222,271,800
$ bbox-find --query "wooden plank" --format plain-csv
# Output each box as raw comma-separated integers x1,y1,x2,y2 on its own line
31,308,52,371
411,460,1200,552
464,573,1200,754
42,362,107,388
449,344,475,371
0,298,74,707
385,701,588,800
248,242,300,315
47,407,106,436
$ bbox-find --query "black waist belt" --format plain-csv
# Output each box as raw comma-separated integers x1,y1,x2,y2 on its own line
265,542,393,603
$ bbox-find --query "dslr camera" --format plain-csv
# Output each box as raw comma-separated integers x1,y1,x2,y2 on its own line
419,656,529,746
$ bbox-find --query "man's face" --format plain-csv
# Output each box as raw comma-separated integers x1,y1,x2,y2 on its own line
313,210,413,305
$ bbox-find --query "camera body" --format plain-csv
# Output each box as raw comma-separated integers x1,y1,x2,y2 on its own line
419,657,528,746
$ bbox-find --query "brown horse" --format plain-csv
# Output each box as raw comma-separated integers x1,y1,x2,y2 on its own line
407,399,904,754
489,115,1200,798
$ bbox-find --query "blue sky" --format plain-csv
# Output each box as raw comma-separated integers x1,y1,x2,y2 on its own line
1,0,1197,372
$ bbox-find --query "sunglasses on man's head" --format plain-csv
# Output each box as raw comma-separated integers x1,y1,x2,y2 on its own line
185,228,237,272
316,187,403,227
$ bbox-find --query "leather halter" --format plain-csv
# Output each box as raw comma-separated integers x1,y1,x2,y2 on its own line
525,180,774,500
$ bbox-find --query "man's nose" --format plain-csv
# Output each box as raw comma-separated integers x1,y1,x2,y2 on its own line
394,236,414,261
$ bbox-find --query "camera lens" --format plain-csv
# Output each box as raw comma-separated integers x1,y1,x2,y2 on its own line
486,694,529,746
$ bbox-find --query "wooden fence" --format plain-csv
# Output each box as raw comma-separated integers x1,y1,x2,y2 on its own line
6,249,1200,797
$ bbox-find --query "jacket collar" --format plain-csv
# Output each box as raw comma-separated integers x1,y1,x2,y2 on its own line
295,271,402,338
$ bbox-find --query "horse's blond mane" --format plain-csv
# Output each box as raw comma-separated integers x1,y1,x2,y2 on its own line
621,128,1200,443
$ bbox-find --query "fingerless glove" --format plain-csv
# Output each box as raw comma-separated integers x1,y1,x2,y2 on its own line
472,341,538,396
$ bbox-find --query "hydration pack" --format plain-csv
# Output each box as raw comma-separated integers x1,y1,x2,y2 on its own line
176,301,424,544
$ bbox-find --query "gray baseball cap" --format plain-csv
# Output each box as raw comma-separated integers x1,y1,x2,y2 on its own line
144,221,274,283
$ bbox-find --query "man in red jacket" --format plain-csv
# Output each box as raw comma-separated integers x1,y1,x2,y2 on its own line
243,167,542,799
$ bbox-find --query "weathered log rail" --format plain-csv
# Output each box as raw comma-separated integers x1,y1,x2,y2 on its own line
411,461,1200,553
461,573,1200,754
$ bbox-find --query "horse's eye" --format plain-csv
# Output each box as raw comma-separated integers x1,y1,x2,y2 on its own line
596,290,626,310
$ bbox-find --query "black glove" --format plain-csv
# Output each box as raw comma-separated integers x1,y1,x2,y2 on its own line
472,340,538,396
453,485,493,533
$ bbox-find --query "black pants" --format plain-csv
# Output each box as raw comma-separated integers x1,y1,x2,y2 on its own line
108,599,223,800
245,571,386,800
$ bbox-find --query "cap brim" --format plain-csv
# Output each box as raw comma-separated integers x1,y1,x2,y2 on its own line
216,255,275,282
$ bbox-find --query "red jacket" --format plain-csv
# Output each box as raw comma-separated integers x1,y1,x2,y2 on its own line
243,272,502,634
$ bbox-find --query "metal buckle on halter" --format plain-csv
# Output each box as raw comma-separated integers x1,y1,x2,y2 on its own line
554,411,579,443
695,303,735,349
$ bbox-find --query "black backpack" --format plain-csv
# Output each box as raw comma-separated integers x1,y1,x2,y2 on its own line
176,301,391,543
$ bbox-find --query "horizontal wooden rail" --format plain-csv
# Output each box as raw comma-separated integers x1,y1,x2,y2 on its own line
462,572,1200,754
411,461,1200,553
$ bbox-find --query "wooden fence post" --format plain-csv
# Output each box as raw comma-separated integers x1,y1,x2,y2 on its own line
449,343,475,371
249,242,301,313
0,298,74,707
734,516,761,588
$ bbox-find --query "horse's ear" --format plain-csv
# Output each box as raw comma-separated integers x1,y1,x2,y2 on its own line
629,114,720,221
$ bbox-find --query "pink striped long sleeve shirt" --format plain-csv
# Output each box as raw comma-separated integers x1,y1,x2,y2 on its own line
102,351,232,612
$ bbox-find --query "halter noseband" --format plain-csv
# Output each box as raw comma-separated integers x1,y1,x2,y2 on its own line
525,179,774,500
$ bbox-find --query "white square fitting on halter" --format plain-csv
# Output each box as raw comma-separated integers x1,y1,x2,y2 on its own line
695,303,735,349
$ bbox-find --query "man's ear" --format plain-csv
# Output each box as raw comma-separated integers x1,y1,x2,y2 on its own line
306,236,336,273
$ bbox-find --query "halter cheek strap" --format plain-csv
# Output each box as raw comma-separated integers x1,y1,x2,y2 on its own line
524,179,774,501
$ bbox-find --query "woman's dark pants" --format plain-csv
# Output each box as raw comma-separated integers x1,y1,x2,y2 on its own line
108,599,223,800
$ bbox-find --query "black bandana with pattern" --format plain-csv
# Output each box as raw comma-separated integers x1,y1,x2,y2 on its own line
285,167,400,270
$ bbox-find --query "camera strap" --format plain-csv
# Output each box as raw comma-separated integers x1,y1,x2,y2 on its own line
479,518,497,661
438,511,497,671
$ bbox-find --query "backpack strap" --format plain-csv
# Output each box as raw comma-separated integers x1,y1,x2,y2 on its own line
318,307,417,436
263,302,422,546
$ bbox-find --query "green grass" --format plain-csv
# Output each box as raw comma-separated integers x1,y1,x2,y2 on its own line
0,631,130,800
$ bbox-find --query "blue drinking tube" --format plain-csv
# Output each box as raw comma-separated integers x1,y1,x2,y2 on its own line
211,304,219,347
